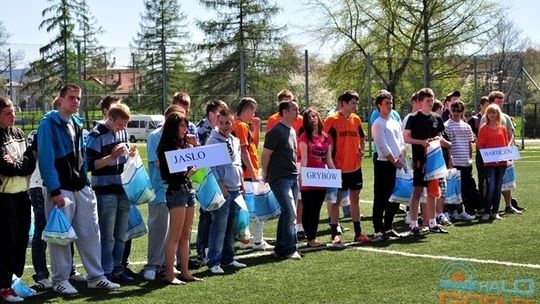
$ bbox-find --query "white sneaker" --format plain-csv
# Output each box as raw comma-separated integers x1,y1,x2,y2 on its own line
53,280,78,295
210,265,225,274
251,240,274,251
69,272,87,282
87,278,120,290
143,269,156,281
454,211,475,221
226,260,247,268
286,251,302,260
35,278,53,289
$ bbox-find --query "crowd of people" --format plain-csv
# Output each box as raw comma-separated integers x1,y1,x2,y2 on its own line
0,84,525,302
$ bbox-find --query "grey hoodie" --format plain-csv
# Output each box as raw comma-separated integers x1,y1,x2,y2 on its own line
206,129,243,191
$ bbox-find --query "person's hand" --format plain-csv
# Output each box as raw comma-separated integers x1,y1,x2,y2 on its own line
252,175,263,183
111,144,125,159
394,158,403,169
3,154,15,164
52,194,65,208
359,149,365,158
252,117,261,130
186,134,197,146
128,144,138,157
186,166,198,178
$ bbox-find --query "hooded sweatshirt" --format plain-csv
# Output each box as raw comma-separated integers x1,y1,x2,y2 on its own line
206,129,242,191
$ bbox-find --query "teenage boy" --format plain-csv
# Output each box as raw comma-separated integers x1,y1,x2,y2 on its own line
232,97,273,250
38,84,119,294
86,102,136,283
323,90,369,244
206,108,247,273
403,88,449,236
0,96,36,303
262,100,302,259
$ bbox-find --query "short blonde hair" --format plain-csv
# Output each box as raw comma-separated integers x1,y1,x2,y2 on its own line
107,103,131,121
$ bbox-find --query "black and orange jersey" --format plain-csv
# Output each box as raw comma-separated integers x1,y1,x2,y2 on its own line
323,111,365,173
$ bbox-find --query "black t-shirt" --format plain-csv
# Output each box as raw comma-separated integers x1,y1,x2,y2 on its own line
263,122,298,184
405,111,445,162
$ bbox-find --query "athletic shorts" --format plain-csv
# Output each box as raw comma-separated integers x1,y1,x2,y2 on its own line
341,168,363,191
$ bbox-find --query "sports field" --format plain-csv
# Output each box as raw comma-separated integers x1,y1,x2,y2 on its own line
21,144,540,303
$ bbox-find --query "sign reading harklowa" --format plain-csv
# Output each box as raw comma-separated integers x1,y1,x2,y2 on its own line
301,167,342,188
164,143,231,173
480,146,520,163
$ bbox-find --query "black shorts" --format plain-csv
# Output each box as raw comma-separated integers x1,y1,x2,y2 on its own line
413,159,428,187
341,168,363,191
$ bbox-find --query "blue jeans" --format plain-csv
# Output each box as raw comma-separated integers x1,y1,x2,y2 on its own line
196,208,212,258
30,187,49,282
483,166,506,214
206,191,240,267
96,192,130,275
270,176,298,257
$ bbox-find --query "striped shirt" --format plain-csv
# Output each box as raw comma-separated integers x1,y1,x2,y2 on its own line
444,119,473,167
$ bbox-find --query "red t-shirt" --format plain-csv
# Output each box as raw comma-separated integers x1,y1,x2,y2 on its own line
477,124,509,167
299,133,333,190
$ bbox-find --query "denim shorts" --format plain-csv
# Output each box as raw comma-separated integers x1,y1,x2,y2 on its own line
166,190,196,209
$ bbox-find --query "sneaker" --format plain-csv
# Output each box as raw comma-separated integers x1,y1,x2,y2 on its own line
505,205,522,214
0,288,24,303
53,280,78,295
511,198,526,211
69,272,87,282
371,232,386,242
35,278,53,289
384,229,402,239
188,258,202,269
226,260,247,268
454,211,475,221
286,251,302,260
354,234,371,244
481,213,491,221
410,227,422,237
123,267,137,278
436,214,452,226
251,240,274,251
143,269,156,281
210,265,225,274
491,213,503,220
87,278,120,290
429,225,449,234
296,230,307,241
239,240,251,249
112,272,135,283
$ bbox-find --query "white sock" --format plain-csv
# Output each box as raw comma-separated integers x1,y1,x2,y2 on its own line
410,220,418,228
295,224,304,232
436,212,444,218
429,218,437,228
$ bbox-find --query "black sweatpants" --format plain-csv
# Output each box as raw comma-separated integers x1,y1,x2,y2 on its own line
455,166,481,214
373,160,399,233
0,192,31,288
300,189,326,241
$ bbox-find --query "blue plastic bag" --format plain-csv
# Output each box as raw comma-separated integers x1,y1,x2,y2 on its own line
126,204,147,240
502,163,516,191
425,141,448,181
11,275,36,298
42,207,77,246
234,195,251,243
244,182,281,221
121,154,156,205
389,169,413,205
445,169,462,205
190,167,226,211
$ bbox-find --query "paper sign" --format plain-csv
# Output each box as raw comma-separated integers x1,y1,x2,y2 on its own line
164,143,231,173
480,146,520,163
301,167,342,188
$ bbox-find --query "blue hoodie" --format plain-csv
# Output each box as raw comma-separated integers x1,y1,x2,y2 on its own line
38,110,89,197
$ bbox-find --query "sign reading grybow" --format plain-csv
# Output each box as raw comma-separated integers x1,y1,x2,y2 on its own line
164,143,231,173
480,146,520,163
301,167,342,188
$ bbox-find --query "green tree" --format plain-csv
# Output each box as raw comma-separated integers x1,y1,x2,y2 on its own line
195,0,286,111
131,0,191,113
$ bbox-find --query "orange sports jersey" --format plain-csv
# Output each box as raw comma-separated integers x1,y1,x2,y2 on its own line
266,112,303,136
232,117,259,178
323,112,365,172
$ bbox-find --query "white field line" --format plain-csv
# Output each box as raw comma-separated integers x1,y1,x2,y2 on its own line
29,245,540,270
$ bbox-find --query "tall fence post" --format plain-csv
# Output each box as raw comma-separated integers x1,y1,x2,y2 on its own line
473,55,478,111
240,48,246,98
521,58,525,149
304,49,309,108
8,48,12,102
161,43,167,114
366,53,372,157
131,52,138,103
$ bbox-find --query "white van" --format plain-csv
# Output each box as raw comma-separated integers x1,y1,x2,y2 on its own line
126,114,164,142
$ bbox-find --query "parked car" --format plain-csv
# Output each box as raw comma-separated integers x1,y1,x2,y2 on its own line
126,114,164,142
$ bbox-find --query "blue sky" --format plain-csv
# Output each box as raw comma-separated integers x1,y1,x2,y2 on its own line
1,0,539,66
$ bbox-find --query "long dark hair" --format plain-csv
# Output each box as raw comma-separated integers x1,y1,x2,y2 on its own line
157,112,190,156
302,107,324,142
